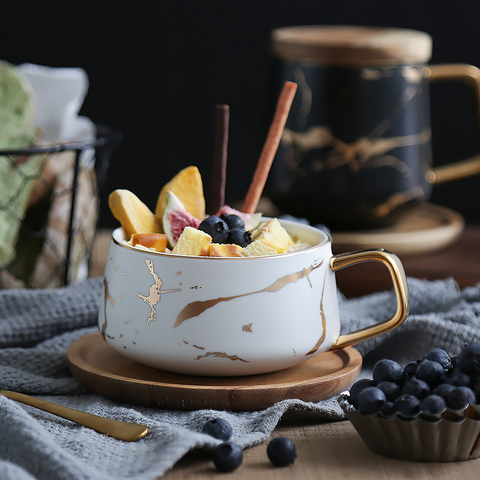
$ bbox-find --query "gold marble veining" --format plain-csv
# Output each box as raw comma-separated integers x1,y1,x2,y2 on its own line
305,270,328,356
242,323,253,332
173,261,323,328
101,278,115,339
194,351,249,363
137,259,180,325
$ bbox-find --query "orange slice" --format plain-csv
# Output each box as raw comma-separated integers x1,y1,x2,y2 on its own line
155,166,205,228
109,189,162,238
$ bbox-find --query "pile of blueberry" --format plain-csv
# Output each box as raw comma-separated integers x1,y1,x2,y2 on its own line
349,343,480,417
198,214,252,247
202,418,297,472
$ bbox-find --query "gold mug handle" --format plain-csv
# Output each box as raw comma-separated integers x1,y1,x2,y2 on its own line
426,64,480,184
329,249,409,350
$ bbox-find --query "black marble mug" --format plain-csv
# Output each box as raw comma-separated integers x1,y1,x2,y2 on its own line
268,26,480,230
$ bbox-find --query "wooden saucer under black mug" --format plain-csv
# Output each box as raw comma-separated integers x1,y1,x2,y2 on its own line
267,26,480,230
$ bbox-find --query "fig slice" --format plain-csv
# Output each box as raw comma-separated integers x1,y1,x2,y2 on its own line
163,191,201,247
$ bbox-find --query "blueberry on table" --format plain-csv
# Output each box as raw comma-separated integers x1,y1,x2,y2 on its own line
402,378,431,399
348,378,375,408
212,442,243,472
376,381,401,402
424,348,453,371
445,386,476,410
420,395,447,416
198,216,229,243
220,213,245,230
415,359,446,388
393,394,421,417
267,437,298,467
459,343,480,375
357,387,386,415
373,359,404,385
202,418,233,441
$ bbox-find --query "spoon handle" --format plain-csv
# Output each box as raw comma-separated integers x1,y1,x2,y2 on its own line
0,390,148,442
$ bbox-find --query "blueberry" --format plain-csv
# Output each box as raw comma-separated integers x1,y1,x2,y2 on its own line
415,360,446,388
199,216,229,243
402,378,431,399
379,401,396,417
419,395,447,416
445,368,471,387
373,359,403,385
266,437,297,467
202,418,233,441
445,386,476,410
459,343,480,375
220,214,245,230
424,348,453,371
393,394,420,417
348,378,375,408
433,383,456,399
212,442,243,472
403,361,420,380
451,355,460,369
357,387,386,415
227,227,252,247
376,381,401,402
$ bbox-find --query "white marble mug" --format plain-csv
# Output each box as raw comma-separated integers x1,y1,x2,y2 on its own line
98,219,409,376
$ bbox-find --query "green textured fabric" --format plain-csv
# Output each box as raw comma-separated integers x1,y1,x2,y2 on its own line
0,62,40,268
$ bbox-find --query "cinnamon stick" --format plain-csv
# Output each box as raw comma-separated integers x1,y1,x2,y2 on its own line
210,104,230,214
242,81,297,214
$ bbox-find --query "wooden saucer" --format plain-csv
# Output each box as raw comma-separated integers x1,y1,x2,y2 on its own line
67,333,362,411
331,202,464,256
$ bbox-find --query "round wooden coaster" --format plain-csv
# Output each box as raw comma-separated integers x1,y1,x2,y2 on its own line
67,332,362,411
332,202,464,256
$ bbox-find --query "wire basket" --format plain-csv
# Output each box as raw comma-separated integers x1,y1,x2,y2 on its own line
0,125,121,289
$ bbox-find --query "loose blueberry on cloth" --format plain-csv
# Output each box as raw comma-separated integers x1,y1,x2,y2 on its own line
0,275,480,479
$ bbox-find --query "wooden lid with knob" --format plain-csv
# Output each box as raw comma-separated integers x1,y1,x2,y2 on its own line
271,26,432,66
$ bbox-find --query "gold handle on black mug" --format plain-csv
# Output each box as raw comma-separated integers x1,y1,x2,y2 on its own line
329,248,409,350
426,64,480,184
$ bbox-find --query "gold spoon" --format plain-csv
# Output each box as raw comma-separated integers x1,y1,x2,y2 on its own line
0,390,148,442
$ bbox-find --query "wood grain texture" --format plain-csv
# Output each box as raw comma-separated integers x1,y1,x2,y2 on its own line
67,332,361,411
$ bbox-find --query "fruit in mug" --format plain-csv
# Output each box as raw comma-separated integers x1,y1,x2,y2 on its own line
241,238,282,256
216,205,262,231
202,418,233,442
198,216,229,243
212,442,243,473
220,213,245,230
209,243,243,257
251,218,293,252
109,189,162,238
163,191,201,247
172,226,211,256
266,437,298,467
130,233,168,252
155,165,206,227
227,227,251,247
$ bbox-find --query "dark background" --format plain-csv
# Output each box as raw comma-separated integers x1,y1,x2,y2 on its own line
3,1,480,228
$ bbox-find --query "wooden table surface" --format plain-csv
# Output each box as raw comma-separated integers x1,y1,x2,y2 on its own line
89,225,480,479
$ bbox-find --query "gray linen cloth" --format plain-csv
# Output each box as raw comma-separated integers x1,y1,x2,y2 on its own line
0,275,479,479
